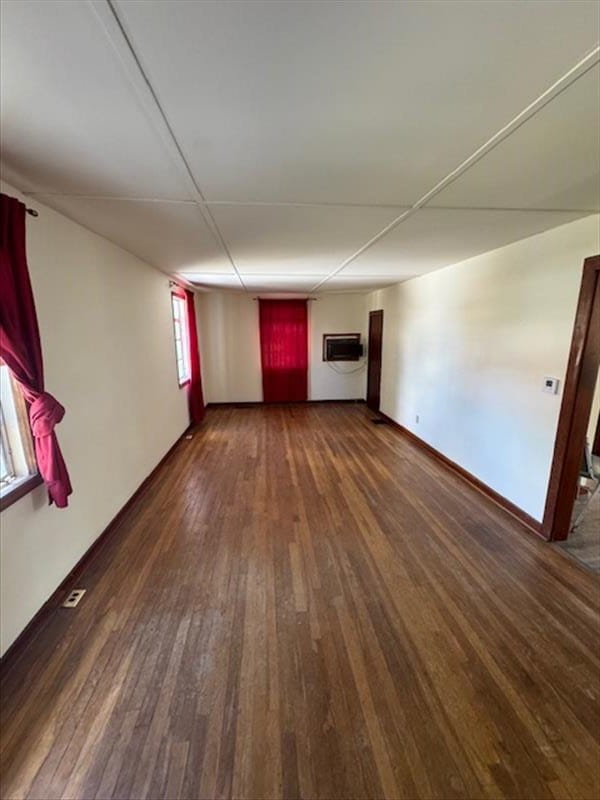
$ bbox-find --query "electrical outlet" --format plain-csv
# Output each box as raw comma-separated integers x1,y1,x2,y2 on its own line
62,589,86,608
415,414,420,424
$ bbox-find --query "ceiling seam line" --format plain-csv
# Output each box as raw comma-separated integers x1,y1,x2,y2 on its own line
311,43,600,292
203,200,413,209
100,0,247,292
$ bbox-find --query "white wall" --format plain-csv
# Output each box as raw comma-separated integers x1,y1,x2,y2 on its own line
196,292,367,403
0,183,189,655
367,214,600,522
309,293,367,400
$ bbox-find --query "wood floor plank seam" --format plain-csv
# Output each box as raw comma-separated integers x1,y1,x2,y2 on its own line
1,404,598,800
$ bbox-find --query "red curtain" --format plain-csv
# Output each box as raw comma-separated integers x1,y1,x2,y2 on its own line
185,289,205,425
0,193,72,507
259,299,308,402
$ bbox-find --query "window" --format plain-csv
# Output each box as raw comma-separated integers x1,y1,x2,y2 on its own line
171,293,190,386
0,407,15,488
0,364,39,504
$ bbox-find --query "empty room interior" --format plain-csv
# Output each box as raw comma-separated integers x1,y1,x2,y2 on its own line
1,1,600,799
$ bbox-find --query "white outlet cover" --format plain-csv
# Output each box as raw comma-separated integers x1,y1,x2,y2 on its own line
62,588,86,608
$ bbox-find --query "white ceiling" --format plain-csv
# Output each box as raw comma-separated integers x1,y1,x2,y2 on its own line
1,0,598,294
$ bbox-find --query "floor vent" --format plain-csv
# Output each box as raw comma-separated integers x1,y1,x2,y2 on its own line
371,418,388,425
62,589,86,608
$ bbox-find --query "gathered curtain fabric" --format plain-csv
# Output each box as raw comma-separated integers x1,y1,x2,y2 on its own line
185,289,205,425
259,299,308,402
0,193,72,507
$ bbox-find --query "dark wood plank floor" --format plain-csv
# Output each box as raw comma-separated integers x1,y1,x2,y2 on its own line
1,404,599,800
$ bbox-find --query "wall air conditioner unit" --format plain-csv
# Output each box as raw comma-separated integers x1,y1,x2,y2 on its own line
322,333,363,362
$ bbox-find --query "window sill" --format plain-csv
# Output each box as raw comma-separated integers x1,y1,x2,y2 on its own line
179,379,190,388
0,473,43,511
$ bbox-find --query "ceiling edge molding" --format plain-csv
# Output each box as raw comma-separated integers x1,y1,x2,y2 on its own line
20,193,600,215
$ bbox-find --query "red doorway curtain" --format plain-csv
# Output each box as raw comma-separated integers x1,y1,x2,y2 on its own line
185,289,205,425
259,299,308,402
0,193,72,507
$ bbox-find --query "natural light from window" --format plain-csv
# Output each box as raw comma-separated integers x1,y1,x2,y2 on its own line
171,294,191,386
0,364,37,500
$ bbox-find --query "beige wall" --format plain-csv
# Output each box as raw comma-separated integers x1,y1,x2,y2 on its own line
367,214,600,522
0,183,189,655
196,292,263,403
196,292,367,403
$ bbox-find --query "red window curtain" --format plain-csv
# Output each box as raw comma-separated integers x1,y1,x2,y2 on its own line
0,193,72,507
185,289,205,425
259,299,308,402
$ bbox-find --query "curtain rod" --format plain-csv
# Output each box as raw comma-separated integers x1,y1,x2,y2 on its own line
26,207,39,217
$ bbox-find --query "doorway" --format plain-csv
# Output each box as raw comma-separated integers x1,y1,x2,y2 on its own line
543,255,600,543
367,310,383,412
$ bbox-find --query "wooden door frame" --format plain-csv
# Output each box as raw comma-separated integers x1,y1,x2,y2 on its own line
367,309,384,412
542,254,600,541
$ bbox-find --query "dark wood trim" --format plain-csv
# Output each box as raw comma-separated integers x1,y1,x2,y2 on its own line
0,473,43,512
376,411,544,538
367,310,384,413
542,255,600,541
206,402,264,408
206,399,366,409
0,425,191,669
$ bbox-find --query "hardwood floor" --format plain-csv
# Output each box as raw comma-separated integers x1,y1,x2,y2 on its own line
1,403,598,800
561,483,600,573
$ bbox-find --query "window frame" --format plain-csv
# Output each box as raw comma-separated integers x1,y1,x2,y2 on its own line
171,291,191,388
0,365,41,511
0,473,43,510
0,405,16,486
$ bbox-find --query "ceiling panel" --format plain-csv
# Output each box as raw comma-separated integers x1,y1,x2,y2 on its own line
115,0,599,205
32,195,232,274
1,1,598,293
185,274,244,291
337,208,589,280
240,275,325,293
430,64,600,211
208,204,402,274
0,0,189,199
320,276,398,292
186,273,324,294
